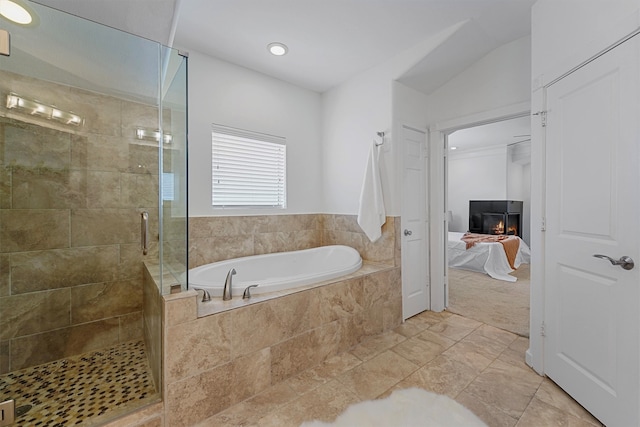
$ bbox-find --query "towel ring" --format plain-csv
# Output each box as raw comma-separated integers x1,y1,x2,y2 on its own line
375,131,385,146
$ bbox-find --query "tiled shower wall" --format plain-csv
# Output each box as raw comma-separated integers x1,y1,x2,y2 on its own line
0,69,163,373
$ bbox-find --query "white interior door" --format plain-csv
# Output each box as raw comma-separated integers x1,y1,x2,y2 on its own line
544,35,639,427
401,125,429,319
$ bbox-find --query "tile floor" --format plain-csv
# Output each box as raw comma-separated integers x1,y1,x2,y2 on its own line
0,340,159,426
199,311,603,427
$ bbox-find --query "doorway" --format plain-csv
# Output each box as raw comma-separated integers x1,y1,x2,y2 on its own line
442,114,532,337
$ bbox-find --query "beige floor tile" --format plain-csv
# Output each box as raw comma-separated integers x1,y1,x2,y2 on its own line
445,313,484,329
393,355,478,399
464,358,543,418
460,331,512,360
415,328,457,349
257,380,360,427
509,336,530,353
197,382,298,426
286,352,362,395
393,321,428,338
442,341,495,372
473,323,519,346
516,397,599,427
337,350,419,400
456,390,519,427
349,330,406,361
534,379,603,426
428,317,480,341
390,336,448,366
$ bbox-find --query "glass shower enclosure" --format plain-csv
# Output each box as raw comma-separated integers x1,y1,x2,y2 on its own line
0,2,187,425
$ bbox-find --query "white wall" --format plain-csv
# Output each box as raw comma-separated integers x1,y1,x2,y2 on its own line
447,146,508,233
532,0,640,86
321,22,467,215
427,36,531,125
185,50,323,216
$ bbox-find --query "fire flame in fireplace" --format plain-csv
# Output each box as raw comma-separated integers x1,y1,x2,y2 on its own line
493,220,504,234
507,225,518,235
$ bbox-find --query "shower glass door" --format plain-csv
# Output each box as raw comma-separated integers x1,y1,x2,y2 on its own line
0,2,187,425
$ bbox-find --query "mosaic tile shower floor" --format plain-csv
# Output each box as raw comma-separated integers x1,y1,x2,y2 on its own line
0,340,159,426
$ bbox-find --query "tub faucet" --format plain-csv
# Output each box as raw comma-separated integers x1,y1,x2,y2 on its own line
193,287,211,302
223,268,236,301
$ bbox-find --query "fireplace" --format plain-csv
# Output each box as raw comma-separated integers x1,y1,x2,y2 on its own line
469,200,523,236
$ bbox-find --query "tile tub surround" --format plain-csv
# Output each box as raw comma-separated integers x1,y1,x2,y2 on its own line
0,69,168,373
188,214,400,269
163,264,402,427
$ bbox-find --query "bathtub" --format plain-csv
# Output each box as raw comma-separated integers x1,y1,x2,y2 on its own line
189,245,362,298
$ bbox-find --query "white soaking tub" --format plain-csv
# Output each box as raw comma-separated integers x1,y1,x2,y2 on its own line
189,245,362,298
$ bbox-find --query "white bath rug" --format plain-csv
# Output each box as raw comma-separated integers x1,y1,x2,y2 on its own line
300,387,487,427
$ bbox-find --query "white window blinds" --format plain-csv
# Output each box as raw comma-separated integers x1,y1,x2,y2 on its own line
212,124,287,208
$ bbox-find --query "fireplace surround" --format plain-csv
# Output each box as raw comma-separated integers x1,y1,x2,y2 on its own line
469,200,523,236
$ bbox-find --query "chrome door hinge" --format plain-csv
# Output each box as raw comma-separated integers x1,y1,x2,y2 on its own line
540,322,546,337
533,110,547,127
541,217,546,232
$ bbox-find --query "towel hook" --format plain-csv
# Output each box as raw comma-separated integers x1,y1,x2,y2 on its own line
375,131,385,146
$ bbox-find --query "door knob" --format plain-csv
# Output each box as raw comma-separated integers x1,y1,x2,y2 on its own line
593,254,635,270
404,229,412,236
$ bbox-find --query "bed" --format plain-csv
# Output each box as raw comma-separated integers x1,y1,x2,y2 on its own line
448,232,531,282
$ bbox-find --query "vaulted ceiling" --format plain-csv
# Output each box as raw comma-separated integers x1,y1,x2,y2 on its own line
32,0,535,94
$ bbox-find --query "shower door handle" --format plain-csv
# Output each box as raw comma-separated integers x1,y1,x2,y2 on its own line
593,254,634,270
404,229,412,236
141,211,149,255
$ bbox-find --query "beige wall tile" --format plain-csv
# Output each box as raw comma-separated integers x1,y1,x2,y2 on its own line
128,143,160,175
231,291,322,358
0,209,69,252
164,293,197,327
71,133,129,173
0,340,8,375
2,121,71,169
71,279,142,324
12,167,86,209
0,288,70,340
0,254,9,297
10,318,120,370
0,166,10,209
85,171,122,208
317,277,364,324
165,312,231,383
120,311,144,342
188,235,254,268
68,87,122,137
166,364,232,427
121,172,159,208
71,209,143,246
11,246,119,294
271,321,340,383
231,348,272,403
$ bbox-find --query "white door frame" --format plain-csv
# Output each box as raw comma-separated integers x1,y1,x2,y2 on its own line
428,101,532,314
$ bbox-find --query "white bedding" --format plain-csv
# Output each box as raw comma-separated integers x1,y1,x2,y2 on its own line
447,232,531,282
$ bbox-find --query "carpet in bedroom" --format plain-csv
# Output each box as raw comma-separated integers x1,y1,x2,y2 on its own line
447,264,530,337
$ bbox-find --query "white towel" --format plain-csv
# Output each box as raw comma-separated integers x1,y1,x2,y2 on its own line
357,143,386,242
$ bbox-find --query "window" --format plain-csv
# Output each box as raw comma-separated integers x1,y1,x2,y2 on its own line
212,124,287,208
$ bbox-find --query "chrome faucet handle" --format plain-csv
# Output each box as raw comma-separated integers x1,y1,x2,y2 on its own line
242,285,259,299
193,287,211,302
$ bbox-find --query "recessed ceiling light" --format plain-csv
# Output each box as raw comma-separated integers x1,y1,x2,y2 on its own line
268,42,288,56
450,146,457,150
0,0,33,25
